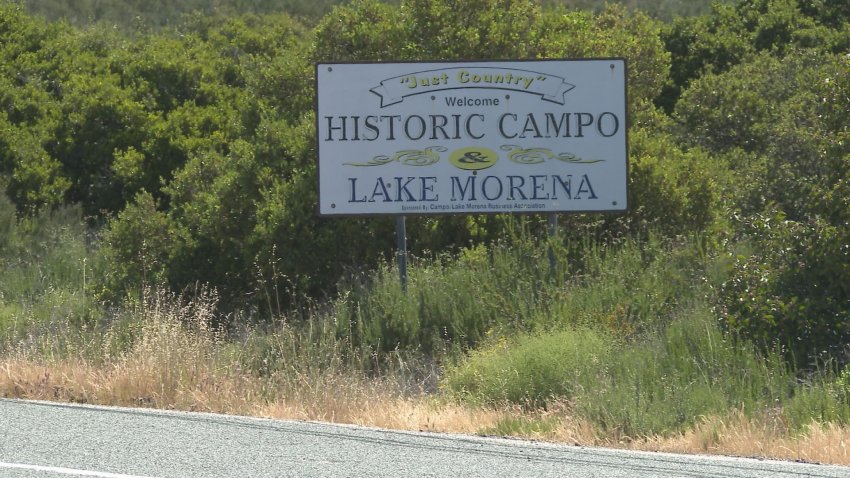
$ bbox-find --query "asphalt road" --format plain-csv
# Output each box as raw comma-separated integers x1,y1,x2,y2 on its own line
1,399,849,477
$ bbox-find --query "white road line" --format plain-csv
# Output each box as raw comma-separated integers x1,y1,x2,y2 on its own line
0,462,159,478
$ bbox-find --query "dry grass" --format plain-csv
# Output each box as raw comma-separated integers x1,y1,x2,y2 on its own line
4,356,850,466
629,413,850,465
2,288,850,466
0,356,505,433
0,287,506,433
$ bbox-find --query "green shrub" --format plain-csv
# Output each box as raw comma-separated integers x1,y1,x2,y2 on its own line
679,51,850,370
784,365,850,430
335,236,561,356
442,327,612,407
97,191,184,300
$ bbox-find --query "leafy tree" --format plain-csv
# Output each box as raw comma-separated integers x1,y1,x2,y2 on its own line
0,5,69,210
20,0,351,28
627,127,722,236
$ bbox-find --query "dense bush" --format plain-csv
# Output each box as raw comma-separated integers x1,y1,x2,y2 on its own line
682,51,850,367
660,0,850,111
720,212,850,368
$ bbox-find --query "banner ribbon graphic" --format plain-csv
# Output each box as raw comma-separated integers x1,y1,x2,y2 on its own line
370,67,575,107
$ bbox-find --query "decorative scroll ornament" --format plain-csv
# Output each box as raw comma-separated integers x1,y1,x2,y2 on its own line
500,145,604,165
344,146,447,167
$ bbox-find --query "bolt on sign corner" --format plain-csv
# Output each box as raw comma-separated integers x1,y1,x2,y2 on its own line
316,59,628,216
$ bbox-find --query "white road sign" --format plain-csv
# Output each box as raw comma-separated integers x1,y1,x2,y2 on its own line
316,59,628,216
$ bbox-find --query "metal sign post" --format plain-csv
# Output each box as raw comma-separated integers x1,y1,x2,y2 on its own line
396,215,408,291
548,213,558,275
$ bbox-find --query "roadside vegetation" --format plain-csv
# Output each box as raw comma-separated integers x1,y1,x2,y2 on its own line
18,0,731,28
2,0,849,464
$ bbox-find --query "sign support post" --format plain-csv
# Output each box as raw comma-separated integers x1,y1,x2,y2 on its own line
548,213,558,276
396,215,408,291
